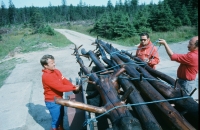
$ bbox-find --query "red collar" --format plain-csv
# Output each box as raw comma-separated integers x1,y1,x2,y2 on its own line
42,69,54,73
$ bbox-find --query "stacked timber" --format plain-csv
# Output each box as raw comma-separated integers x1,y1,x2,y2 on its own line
55,39,198,130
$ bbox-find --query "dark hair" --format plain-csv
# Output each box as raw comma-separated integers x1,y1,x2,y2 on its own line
139,32,149,38
40,54,54,67
195,40,198,47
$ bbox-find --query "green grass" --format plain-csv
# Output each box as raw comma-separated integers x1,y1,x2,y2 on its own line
0,26,73,59
0,58,27,88
0,59,17,87
0,25,73,88
105,26,197,46
115,26,197,46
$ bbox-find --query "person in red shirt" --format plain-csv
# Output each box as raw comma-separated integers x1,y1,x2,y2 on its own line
40,54,79,130
136,33,160,69
158,36,198,95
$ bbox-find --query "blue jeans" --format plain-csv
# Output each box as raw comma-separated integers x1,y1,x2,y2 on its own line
45,101,64,129
177,78,196,95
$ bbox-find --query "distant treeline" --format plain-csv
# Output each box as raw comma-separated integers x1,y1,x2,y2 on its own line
0,0,198,39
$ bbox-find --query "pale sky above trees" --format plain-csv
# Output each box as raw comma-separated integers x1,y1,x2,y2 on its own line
2,0,161,8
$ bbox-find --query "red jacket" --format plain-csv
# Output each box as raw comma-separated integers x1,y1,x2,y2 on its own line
171,50,198,80
136,41,160,69
42,69,76,101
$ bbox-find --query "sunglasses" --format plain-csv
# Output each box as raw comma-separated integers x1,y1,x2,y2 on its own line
140,39,147,41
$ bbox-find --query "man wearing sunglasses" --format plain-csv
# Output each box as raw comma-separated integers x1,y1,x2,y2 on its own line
135,33,160,69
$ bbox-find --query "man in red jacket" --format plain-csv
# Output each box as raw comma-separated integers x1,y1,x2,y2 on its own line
40,54,79,130
136,33,160,69
158,36,198,95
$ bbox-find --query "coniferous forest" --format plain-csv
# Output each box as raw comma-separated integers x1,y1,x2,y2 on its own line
0,0,198,39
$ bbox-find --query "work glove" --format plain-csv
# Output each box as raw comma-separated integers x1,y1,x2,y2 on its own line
73,85,82,94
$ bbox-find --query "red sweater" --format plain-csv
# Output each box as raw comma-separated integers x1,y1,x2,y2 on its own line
136,41,160,69
42,69,76,101
171,50,198,80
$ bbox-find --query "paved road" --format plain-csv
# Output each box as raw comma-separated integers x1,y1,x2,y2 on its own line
0,29,198,130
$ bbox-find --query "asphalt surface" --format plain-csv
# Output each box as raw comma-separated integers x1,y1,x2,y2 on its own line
0,29,198,130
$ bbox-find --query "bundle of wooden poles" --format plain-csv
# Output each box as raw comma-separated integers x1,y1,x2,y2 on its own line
55,39,198,130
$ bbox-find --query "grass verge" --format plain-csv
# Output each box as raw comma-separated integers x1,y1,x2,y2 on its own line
0,25,73,88
0,26,73,60
0,59,17,87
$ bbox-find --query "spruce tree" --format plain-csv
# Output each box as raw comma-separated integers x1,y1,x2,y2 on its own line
132,6,152,33
8,0,16,24
148,1,175,31
0,1,7,26
61,0,67,20
179,5,191,26
29,8,44,33
107,0,114,12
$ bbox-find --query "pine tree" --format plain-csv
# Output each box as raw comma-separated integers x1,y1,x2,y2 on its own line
68,4,74,21
115,0,123,11
130,0,138,13
173,17,182,27
61,0,67,20
124,0,130,12
132,6,152,33
148,1,175,31
113,11,136,39
129,0,138,22
29,8,44,33
92,11,136,39
46,2,53,22
0,1,7,26
165,0,181,18
179,5,191,26
8,0,16,24
107,0,114,12
187,0,198,26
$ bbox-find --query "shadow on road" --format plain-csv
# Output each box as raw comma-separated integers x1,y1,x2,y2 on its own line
26,103,51,130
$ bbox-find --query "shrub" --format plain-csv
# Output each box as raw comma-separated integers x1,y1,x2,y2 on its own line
45,25,55,36
37,24,55,36
138,27,152,34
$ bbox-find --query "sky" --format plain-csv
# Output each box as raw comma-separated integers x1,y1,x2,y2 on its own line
1,0,161,8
